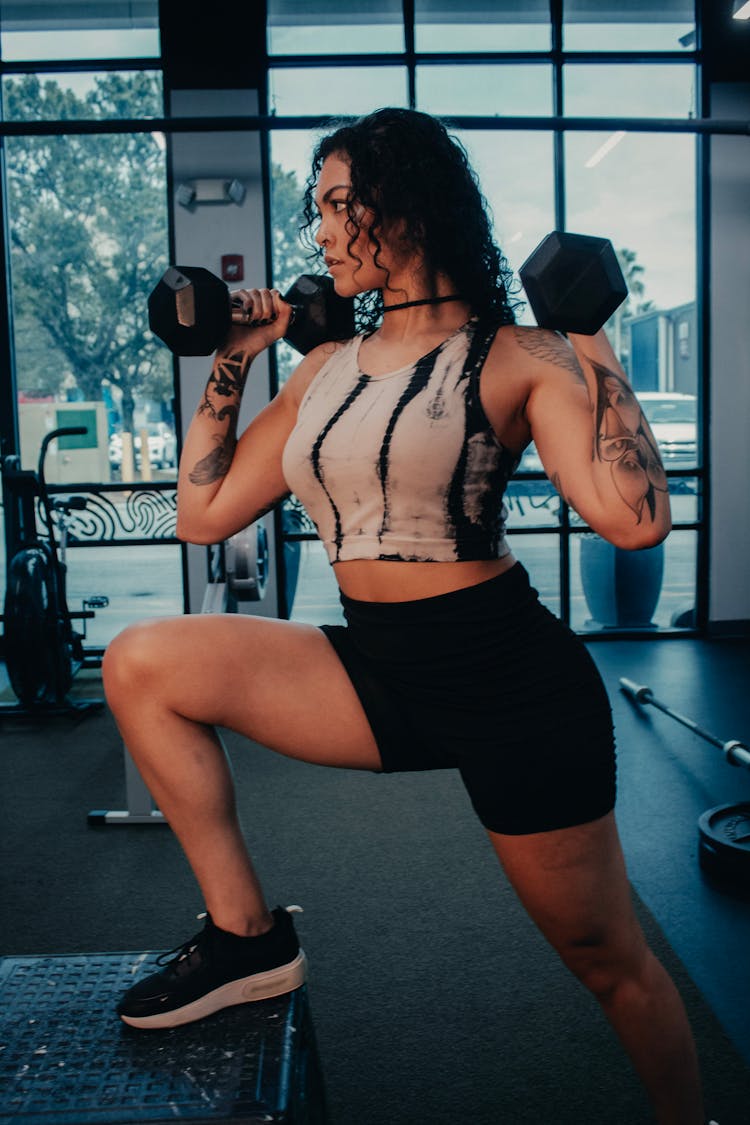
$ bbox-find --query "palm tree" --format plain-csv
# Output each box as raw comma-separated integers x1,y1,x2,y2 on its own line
607,247,654,369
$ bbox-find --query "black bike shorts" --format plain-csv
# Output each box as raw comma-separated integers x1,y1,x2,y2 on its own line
320,562,616,835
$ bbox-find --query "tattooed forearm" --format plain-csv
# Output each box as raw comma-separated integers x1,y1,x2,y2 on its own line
189,349,251,485
515,327,587,383
197,351,249,420
590,360,667,524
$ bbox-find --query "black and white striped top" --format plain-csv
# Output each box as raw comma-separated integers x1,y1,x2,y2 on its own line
282,318,519,564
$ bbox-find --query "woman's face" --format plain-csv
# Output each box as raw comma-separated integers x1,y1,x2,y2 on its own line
313,153,402,297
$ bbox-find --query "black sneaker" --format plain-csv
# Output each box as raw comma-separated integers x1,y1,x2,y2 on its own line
117,906,307,1030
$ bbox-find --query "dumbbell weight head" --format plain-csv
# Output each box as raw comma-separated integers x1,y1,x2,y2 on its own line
284,274,355,353
148,266,230,356
148,265,355,357
519,231,628,336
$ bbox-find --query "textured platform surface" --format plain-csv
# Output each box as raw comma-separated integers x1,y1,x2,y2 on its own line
0,953,325,1125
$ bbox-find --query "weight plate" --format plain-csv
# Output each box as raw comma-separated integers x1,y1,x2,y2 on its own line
3,546,71,706
225,525,269,602
697,802,750,883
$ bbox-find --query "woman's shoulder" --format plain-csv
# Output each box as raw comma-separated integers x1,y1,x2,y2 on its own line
282,336,357,409
487,323,583,382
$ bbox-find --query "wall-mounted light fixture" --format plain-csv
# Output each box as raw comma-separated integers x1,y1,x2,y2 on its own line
176,178,246,208
733,0,750,19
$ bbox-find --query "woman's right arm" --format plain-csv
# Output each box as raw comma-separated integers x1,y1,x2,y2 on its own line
176,287,332,546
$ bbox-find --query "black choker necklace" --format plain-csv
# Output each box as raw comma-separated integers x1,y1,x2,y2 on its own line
382,294,464,313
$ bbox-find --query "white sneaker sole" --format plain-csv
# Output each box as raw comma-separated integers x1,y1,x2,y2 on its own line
119,950,308,1030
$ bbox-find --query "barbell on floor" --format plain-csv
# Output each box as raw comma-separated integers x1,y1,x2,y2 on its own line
619,678,750,770
619,677,750,893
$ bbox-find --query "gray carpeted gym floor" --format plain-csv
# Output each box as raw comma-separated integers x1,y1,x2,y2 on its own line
1,637,749,1124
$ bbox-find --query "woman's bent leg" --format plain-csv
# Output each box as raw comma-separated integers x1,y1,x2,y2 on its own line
102,612,382,936
488,812,704,1125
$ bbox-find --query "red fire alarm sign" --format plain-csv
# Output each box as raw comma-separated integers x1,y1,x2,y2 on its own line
221,254,244,282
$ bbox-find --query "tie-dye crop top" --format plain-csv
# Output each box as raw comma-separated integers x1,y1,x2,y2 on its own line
281,317,519,564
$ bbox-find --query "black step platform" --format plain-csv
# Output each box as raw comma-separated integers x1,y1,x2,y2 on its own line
0,953,326,1125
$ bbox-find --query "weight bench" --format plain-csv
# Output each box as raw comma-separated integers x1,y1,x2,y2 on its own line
89,527,268,827
0,952,326,1125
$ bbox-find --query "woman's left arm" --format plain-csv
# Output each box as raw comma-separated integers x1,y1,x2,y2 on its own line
522,326,671,550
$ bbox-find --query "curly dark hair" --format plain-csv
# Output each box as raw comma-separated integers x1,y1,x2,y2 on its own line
301,107,519,332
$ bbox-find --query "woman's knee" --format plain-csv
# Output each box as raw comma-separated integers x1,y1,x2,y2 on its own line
102,619,171,705
556,924,650,1006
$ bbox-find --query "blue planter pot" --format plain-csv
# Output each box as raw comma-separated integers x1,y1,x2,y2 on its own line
580,535,664,628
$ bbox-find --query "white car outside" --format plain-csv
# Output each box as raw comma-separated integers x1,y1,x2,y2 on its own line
108,423,177,470
518,391,697,477
637,391,697,471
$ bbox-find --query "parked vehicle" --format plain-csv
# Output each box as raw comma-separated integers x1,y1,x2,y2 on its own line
109,423,177,470
517,391,697,479
638,391,697,471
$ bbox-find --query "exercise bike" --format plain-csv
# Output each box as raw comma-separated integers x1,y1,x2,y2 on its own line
1,426,109,716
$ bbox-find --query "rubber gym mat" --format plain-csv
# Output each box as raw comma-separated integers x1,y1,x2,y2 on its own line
0,953,326,1125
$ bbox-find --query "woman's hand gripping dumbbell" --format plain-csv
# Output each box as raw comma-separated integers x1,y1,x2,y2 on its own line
148,265,355,357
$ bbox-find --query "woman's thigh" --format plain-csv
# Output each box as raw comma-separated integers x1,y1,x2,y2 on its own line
103,613,383,771
487,812,647,981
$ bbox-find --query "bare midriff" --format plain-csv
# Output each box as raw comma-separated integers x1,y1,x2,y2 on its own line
332,552,518,603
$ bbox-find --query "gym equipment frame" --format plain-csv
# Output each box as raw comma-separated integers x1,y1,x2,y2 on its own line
88,525,269,827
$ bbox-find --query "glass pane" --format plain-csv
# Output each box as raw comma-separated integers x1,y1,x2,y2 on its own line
565,131,696,396
1,2,160,60
640,391,699,473
2,69,163,121
563,2,696,51
570,528,697,632
4,73,173,485
506,475,562,528
506,533,561,617
564,64,697,119
415,0,551,52
65,544,183,648
269,66,408,115
417,64,552,117
457,131,555,325
270,130,323,386
668,475,699,515
267,0,404,55
288,540,345,625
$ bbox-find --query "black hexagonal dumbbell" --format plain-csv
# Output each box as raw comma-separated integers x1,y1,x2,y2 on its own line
148,265,355,357
518,231,628,336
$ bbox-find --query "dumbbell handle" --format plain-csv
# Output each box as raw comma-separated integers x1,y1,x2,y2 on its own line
230,297,301,330
619,677,750,770
167,268,302,332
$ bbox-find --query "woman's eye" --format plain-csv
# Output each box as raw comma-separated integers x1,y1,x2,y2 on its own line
331,200,349,213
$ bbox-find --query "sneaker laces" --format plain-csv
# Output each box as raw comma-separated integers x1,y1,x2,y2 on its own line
154,906,303,972
155,913,209,971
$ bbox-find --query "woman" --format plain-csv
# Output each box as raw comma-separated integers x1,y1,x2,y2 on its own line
104,108,705,1123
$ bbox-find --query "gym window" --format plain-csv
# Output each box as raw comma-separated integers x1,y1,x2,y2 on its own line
267,2,704,635
0,3,715,641
0,2,183,648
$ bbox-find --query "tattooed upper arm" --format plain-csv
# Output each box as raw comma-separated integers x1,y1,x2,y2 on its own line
589,359,668,524
513,327,587,383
